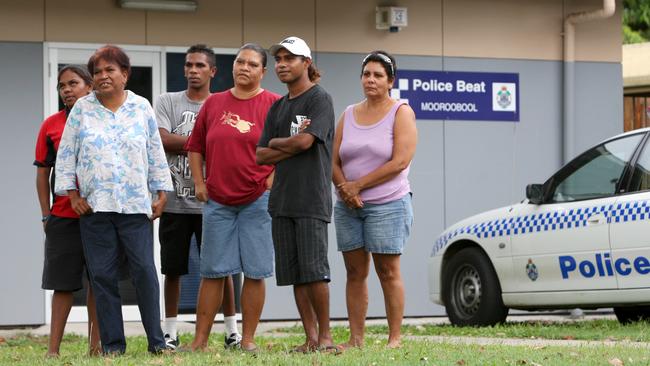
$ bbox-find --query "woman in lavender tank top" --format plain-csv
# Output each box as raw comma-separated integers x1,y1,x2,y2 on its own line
332,51,418,350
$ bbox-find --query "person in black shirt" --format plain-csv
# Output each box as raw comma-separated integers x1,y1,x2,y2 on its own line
257,36,336,353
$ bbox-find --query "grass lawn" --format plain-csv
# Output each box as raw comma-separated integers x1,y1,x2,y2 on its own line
1,329,650,366
276,319,650,342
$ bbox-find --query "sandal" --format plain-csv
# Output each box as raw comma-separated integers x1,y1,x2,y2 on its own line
289,344,316,354
318,345,343,355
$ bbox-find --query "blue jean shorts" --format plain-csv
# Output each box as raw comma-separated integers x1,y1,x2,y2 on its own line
201,191,274,279
334,193,413,254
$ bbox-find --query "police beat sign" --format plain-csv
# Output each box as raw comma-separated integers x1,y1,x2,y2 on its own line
390,70,519,122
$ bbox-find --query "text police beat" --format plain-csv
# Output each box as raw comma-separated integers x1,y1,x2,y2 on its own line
411,79,487,93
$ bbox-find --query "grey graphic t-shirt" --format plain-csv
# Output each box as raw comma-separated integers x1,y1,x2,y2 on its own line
155,91,204,214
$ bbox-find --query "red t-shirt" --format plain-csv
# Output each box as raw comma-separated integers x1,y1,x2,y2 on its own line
186,90,280,206
33,110,78,218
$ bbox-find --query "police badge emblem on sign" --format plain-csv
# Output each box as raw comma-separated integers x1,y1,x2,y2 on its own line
526,258,539,281
492,82,517,112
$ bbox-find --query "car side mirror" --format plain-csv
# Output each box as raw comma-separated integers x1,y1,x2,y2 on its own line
526,184,544,205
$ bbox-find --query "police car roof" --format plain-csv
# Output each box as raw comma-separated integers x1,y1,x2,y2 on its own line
600,128,650,145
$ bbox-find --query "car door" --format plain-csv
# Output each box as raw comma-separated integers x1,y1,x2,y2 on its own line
510,133,646,292
610,133,650,290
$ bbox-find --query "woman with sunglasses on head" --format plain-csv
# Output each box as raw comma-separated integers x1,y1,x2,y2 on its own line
34,65,101,357
54,45,173,355
332,50,417,350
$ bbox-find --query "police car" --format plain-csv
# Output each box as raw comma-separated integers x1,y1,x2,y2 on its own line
428,129,650,326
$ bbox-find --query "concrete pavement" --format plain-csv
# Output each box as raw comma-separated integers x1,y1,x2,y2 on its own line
0,313,618,340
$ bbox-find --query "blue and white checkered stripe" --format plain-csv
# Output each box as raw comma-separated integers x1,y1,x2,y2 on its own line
431,199,650,256
609,200,650,223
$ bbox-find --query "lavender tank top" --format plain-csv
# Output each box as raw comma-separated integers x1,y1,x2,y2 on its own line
339,101,411,204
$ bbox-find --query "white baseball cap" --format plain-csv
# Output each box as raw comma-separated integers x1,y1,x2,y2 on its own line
269,36,312,59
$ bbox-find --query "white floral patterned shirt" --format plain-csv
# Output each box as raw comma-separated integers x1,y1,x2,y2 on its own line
55,91,173,216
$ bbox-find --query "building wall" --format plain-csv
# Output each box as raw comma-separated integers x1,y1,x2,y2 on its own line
622,42,650,91
0,0,621,61
0,43,46,326
0,0,623,324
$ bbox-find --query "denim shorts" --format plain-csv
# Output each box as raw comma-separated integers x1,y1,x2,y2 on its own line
201,191,274,279
334,193,413,254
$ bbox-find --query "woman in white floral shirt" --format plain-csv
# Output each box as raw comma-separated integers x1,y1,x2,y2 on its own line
55,45,173,355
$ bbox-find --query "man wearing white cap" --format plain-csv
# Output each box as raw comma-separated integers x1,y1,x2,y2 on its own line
257,36,337,353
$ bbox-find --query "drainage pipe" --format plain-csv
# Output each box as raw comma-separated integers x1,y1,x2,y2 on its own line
563,0,615,163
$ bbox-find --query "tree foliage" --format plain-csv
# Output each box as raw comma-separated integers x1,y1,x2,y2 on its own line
624,0,650,44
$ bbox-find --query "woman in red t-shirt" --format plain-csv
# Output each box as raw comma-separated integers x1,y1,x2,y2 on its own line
185,43,280,353
34,65,100,357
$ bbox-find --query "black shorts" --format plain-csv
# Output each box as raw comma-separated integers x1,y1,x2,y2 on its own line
271,216,330,286
159,212,202,276
42,215,86,291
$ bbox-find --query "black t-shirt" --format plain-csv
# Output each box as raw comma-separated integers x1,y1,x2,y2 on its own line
258,84,335,222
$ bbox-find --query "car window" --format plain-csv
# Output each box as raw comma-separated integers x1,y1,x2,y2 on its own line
549,134,644,203
629,137,650,192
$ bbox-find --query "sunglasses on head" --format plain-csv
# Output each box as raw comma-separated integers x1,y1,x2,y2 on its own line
362,53,394,77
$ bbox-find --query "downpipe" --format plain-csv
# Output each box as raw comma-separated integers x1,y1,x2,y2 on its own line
563,0,616,163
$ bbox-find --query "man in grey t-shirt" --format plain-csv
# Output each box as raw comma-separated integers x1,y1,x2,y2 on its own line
155,45,241,349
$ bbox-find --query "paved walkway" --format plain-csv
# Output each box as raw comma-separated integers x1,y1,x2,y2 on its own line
0,314,617,338
3,313,637,350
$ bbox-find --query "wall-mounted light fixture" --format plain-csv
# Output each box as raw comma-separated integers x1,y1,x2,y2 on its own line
119,0,198,12
376,6,408,33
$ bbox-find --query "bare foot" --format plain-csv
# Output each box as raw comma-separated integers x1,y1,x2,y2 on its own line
45,351,59,358
89,345,102,357
241,341,258,352
188,341,208,352
318,335,334,348
337,341,363,351
387,340,402,349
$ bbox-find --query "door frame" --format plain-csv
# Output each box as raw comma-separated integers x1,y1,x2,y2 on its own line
43,42,162,323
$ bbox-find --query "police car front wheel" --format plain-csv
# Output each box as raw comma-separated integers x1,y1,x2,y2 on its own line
443,247,508,326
